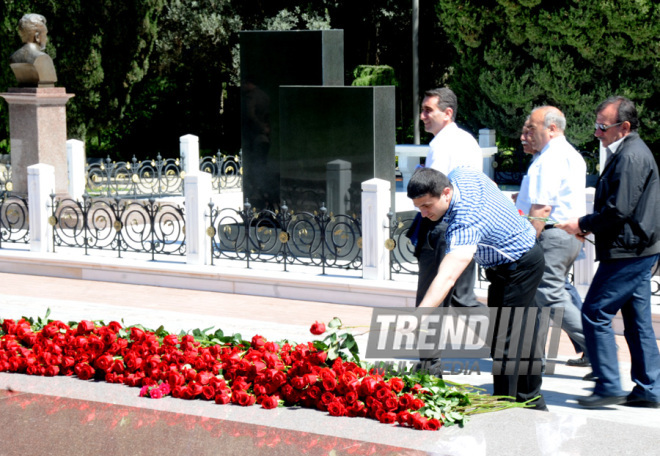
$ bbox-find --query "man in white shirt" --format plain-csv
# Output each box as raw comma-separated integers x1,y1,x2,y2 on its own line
411,88,483,308
519,106,587,358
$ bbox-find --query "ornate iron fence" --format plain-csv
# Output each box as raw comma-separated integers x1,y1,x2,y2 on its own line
0,194,29,246
86,152,242,198
50,195,186,260
86,155,185,198
387,211,418,278
199,151,242,193
207,200,362,274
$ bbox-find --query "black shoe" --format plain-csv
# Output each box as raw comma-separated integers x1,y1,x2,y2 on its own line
567,354,590,367
577,394,626,408
582,372,598,381
625,395,660,408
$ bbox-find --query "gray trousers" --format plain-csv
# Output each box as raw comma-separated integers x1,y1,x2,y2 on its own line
536,227,586,354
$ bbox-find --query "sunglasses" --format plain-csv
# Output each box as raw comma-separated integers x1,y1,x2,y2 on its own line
594,121,623,131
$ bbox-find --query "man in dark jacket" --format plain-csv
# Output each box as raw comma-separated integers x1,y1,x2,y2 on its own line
557,96,660,408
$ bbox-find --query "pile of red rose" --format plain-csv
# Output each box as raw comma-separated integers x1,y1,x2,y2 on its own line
0,317,443,430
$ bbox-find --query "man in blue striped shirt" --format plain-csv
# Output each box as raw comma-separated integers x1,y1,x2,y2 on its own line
408,166,547,410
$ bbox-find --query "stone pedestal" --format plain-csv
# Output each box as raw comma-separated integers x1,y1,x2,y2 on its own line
0,87,74,195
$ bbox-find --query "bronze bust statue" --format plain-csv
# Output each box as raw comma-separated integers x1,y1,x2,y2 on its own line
9,14,57,87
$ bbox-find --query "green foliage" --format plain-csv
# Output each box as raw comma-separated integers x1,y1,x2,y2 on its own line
436,0,660,152
351,65,398,87
312,317,361,362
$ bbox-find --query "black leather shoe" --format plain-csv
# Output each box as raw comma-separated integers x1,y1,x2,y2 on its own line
567,355,590,367
577,394,626,408
582,372,598,381
625,395,660,408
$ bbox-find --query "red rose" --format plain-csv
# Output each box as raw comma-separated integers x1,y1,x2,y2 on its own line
388,377,405,393
309,321,326,335
378,411,397,424
163,334,179,346
327,400,346,417
322,376,337,391
129,327,145,342
384,396,399,411
215,390,231,404
291,376,307,390
110,359,125,374
95,353,113,372
426,418,443,431
347,401,367,418
74,362,96,380
76,320,95,335
251,335,267,349
398,393,415,410
411,398,425,410
396,410,413,426
201,385,216,401
411,413,428,430
260,395,280,409
107,321,123,333
42,324,59,339
233,390,256,406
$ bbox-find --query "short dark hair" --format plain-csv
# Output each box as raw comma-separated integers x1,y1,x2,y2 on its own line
407,167,453,199
597,96,639,131
423,87,457,121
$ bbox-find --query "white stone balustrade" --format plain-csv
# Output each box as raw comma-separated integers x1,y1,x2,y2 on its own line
66,139,85,201
27,163,55,253
361,178,391,281
180,134,200,177
185,171,212,265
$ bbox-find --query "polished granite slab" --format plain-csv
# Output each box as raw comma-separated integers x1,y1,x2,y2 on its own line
1,371,659,456
0,389,415,456
2,274,660,455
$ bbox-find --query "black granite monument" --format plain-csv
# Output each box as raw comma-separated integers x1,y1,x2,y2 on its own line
279,86,396,215
240,30,344,211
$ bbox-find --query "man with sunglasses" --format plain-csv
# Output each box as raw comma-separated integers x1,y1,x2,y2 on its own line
557,96,660,408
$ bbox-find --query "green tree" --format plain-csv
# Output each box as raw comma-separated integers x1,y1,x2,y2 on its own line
436,0,660,153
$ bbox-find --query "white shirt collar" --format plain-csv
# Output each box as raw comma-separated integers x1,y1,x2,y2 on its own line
607,135,626,154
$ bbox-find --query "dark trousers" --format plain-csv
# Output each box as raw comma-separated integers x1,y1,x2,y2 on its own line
485,242,547,410
583,254,660,400
415,221,481,307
